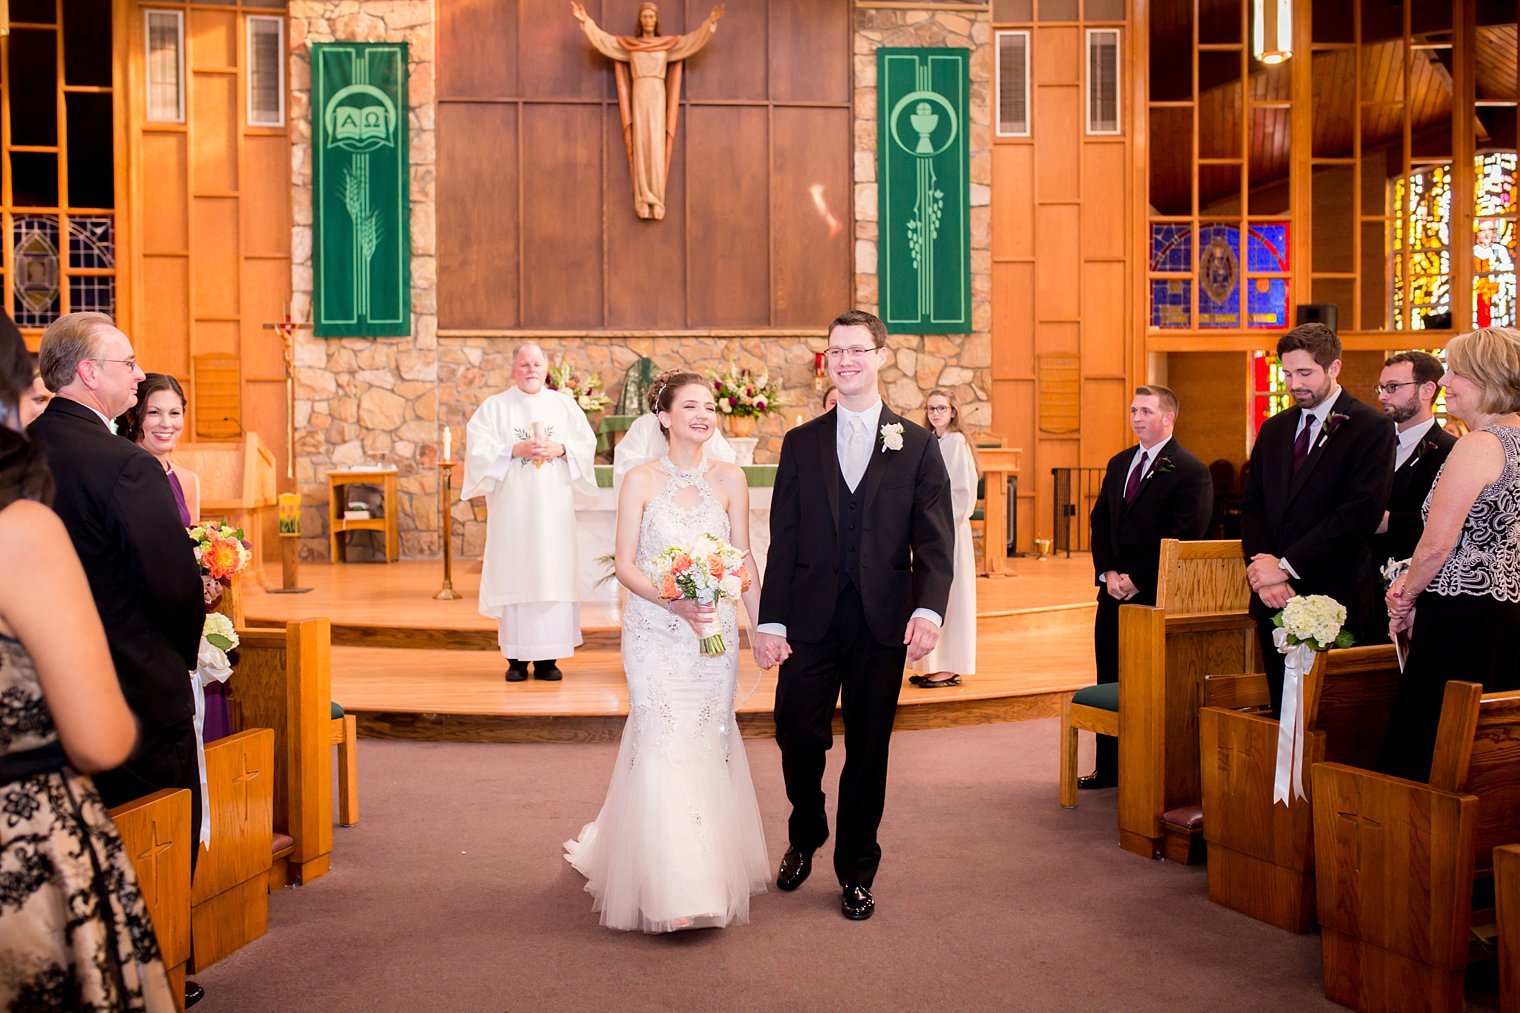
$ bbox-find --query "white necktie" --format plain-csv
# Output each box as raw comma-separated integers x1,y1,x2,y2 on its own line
844,416,869,492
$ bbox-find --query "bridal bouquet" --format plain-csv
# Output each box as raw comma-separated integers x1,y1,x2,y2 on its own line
188,523,253,581
651,533,751,655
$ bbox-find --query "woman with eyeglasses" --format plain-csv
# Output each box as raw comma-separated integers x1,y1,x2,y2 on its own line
907,389,978,688
1381,327,1520,780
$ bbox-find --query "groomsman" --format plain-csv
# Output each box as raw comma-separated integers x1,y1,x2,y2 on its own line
1084,386,1213,789
1241,323,1395,714
1359,351,1458,640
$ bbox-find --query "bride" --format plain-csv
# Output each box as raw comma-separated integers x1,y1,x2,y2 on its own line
564,371,771,932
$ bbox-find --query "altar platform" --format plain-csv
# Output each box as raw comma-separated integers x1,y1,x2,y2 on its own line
243,555,1100,742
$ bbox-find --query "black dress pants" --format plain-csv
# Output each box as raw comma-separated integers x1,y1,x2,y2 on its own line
773,583,907,889
93,716,202,873
1092,593,1121,780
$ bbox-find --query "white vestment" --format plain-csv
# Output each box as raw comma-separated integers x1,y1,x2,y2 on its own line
911,431,978,675
611,412,736,494
462,386,598,658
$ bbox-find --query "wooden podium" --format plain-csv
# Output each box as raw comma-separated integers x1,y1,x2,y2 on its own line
177,433,279,585
978,447,1023,576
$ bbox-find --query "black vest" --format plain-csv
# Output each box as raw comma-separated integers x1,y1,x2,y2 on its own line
837,469,866,592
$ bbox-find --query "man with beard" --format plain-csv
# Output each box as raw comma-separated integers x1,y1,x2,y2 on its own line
1240,323,1395,714
1358,351,1457,642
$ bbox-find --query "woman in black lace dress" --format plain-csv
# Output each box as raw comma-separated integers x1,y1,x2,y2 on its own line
1383,327,1520,781
0,315,174,1010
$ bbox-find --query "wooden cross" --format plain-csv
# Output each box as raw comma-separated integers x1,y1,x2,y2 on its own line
230,750,264,825
262,305,313,482
135,819,178,905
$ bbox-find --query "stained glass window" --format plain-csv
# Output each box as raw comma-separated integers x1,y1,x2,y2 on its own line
12,216,61,328
1149,221,1289,329
1252,351,1290,434
1474,153,1517,328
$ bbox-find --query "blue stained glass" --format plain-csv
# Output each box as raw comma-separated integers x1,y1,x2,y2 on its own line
1247,223,1290,272
1150,224,1192,273
1151,279,1191,327
68,217,115,270
69,276,116,317
1247,277,1290,327
1196,223,1241,327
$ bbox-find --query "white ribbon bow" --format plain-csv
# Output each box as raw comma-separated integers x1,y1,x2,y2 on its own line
1272,627,1315,805
189,639,236,847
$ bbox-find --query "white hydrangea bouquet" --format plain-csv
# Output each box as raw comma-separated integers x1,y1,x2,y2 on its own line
1270,594,1354,805
650,532,751,656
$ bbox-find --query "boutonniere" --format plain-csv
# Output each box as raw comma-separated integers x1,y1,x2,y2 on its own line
1150,456,1175,475
1321,412,1351,441
880,422,904,453
1410,436,1441,463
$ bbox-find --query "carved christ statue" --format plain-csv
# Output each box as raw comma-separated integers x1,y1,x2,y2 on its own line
571,2,725,220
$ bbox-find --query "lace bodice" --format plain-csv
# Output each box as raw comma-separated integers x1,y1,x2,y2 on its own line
0,634,56,755
1424,424,1520,602
634,456,732,576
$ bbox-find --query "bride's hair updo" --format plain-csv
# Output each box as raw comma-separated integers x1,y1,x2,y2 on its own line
654,370,707,439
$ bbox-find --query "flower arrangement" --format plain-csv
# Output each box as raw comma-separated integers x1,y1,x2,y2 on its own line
188,524,253,581
544,360,612,415
202,612,238,656
880,422,904,452
650,533,751,655
1272,594,1355,652
708,361,781,419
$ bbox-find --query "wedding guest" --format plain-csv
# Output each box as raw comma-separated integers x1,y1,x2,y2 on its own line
0,316,177,1011
1240,323,1395,714
612,367,735,494
908,390,978,688
1382,327,1520,781
1084,385,1212,788
117,373,200,524
821,386,839,412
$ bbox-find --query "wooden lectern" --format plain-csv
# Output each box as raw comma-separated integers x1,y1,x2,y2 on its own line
978,447,1023,576
177,433,279,585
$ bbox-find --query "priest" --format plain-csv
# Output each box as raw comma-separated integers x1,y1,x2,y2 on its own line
462,343,598,682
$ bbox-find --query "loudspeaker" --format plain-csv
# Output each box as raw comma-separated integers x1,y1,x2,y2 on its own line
1294,303,1339,330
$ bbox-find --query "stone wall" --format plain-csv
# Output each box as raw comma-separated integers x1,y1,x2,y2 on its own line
290,1,992,561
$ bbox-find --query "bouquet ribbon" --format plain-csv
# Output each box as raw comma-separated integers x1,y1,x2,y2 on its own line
189,639,235,848
1272,628,1314,805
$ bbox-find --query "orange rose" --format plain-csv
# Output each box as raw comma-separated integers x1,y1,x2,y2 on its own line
660,574,679,599
707,555,724,579
670,553,693,575
736,565,751,592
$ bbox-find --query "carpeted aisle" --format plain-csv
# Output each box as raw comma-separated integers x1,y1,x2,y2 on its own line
197,720,1338,1011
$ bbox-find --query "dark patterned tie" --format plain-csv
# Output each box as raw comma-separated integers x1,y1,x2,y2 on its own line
1292,415,1317,473
1123,451,1148,504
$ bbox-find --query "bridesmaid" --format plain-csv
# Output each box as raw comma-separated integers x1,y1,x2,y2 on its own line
908,389,978,688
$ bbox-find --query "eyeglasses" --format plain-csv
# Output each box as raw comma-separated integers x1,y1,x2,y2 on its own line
823,346,879,361
1374,381,1422,394
926,405,952,413
93,357,139,371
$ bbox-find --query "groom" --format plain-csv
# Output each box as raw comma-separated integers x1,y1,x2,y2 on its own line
754,309,954,921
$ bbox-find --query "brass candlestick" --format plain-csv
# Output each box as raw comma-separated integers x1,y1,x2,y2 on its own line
434,459,463,601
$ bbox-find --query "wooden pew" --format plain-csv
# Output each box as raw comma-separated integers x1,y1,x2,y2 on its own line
1498,843,1520,1013
1199,645,1401,932
190,729,274,971
1312,683,1520,1012
1115,539,1257,859
110,788,193,1009
228,618,334,888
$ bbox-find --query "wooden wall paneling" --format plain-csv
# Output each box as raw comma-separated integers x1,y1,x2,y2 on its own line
1080,142,1128,261
685,104,770,326
1080,260,1127,376
1080,377,1128,463
1034,86,1081,203
190,73,239,194
520,0,606,100
992,145,1034,261
238,258,291,380
196,322,240,362
767,0,850,105
991,261,1034,375
1033,203,1080,321
522,104,605,327
141,133,189,254
191,198,241,320
1166,351,1249,467
241,135,289,258
438,0,518,98
770,105,851,327
141,256,191,378
604,109,686,327
681,0,766,101
437,104,521,329
188,8,236,70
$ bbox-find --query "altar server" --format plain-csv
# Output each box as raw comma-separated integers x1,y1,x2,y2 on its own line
462,343,598,682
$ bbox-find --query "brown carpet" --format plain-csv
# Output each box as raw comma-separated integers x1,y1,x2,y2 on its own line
198,721,1343,1011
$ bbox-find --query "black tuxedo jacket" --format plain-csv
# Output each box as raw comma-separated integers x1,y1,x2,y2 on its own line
1241,390,1395,621
1089,438,1214,604
28,398,203,727
1373,421,1458,565
759,405,955,646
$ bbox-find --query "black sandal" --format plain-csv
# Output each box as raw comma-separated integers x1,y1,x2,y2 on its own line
918,674,961,688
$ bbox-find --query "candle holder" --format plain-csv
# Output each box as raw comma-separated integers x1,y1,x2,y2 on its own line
434,459,463,601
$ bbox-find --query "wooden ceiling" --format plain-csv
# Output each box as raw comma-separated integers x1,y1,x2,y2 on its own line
1148,2,1519,216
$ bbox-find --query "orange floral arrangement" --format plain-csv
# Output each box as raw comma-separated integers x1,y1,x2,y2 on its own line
188,523,253,581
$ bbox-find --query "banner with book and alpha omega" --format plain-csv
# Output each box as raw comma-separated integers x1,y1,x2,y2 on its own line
877,47,971,335
312,42,411,337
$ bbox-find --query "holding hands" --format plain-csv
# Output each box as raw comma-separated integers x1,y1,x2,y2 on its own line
751,630,790,671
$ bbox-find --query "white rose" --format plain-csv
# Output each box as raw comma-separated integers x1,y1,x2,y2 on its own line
719,575,742,598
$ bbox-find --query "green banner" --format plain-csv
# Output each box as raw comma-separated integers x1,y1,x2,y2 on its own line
312,43,410,337
877,48,971,335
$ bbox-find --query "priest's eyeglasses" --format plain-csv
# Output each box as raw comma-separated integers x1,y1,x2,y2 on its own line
1373,381,1420,394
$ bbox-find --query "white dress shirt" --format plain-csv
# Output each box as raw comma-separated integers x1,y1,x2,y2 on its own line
1394,416,1437,471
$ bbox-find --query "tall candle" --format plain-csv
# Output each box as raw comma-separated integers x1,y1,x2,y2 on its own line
442,426,452,463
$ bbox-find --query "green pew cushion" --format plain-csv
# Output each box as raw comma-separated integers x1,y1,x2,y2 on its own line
1071,683,1118,711
330,701,345,719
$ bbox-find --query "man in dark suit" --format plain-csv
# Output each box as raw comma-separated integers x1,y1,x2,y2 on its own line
28,312,205,848
755,309,954,921
1241,322,1395,714
1083,385,1213,789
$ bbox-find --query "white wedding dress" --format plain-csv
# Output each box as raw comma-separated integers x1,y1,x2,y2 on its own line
564,456,769,932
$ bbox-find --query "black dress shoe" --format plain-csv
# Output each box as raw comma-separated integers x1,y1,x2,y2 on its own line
533,661,562,681
185,981,205,1008
776,846,813,891
1077,772,1117,790
505,665,528,682
841,884,874,921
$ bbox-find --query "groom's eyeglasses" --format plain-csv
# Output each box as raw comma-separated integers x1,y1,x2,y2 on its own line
823,346,878,361
1374,381,1421,394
